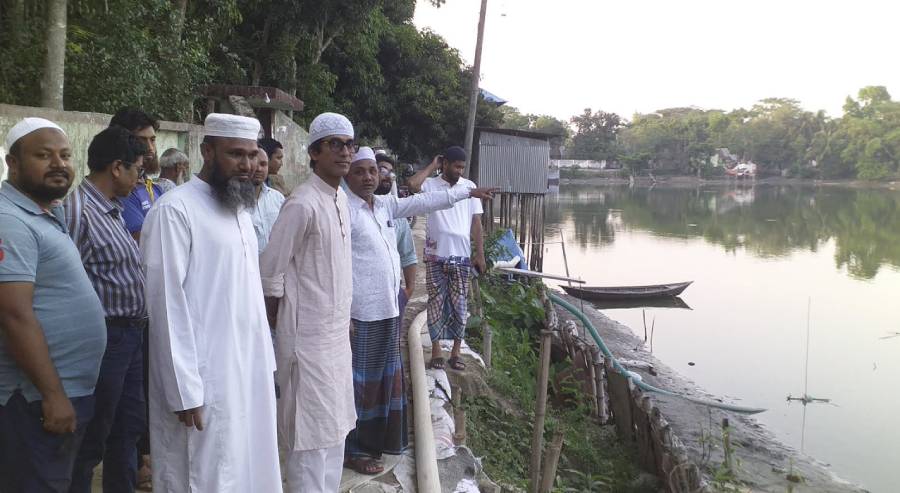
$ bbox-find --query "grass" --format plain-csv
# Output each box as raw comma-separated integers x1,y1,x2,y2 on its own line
464,274,650,491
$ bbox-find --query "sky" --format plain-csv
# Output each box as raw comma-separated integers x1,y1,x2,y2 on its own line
413,0,900,122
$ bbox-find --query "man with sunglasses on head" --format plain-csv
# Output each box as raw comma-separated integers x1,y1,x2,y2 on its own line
260,112,358,493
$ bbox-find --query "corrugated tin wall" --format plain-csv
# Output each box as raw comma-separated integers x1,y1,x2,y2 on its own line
476,131,549,194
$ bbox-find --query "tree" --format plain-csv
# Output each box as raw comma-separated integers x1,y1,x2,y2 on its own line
41,0,67,109
569,108,622,161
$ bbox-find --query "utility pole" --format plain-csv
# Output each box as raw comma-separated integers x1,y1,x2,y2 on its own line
41,0,67,110
463,0,488,177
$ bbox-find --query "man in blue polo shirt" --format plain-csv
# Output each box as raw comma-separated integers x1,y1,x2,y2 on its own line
0,118,107,492
109,108,163,243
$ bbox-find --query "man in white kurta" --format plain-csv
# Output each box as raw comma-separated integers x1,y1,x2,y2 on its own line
140,114,281,492
259,112,357,492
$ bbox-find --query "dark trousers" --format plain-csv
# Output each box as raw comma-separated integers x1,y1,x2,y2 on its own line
69,323,145,493
0,392,94,493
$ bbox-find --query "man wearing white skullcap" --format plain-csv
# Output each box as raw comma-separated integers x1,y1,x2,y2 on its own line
140,113,282,492
0,118,107,491
341,148,495,474
260,111,358,492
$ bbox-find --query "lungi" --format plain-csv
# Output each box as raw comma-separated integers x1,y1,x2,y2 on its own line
426,257,472,342
345,317,408,457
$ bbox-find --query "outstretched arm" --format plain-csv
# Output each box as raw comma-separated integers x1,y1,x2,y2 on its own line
406,155,442,193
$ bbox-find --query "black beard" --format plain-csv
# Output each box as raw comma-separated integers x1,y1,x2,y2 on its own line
18,176,70,203
209,163,255,212
374,182,392,195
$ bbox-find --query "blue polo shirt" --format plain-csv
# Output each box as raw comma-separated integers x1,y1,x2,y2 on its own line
122,180,164,234
0,181,106,404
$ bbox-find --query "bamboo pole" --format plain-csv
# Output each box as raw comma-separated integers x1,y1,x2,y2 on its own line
529,328,554,493
482,323,492,368
452,384,466,445
538,430,566,493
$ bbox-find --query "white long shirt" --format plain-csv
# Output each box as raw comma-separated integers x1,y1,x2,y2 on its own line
140,178,281,492
348,188,471,322
259,173,356,451
251,183,285,253
422,176,483,259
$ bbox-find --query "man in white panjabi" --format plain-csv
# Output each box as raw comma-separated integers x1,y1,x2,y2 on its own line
260,112,358,492
140,113,281,492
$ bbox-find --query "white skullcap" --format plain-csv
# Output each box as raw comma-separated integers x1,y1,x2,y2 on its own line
351,146,376,165
203,113,261,141
5,117,67,151
309,112,354,143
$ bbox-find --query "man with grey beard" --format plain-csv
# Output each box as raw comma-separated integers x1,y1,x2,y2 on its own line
138,113,281,492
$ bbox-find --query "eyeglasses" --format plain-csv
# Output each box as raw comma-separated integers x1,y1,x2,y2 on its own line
323,138,359,154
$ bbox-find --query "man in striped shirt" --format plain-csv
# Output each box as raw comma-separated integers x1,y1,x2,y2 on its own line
64,126,149,492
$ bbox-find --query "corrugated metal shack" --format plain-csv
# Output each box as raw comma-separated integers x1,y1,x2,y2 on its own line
471,127,560,271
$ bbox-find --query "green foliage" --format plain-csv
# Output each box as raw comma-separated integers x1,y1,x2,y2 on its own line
569,108,622,161
0,0,502,161
469,273,645,490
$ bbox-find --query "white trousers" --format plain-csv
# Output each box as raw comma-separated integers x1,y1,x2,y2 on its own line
285,442,345,493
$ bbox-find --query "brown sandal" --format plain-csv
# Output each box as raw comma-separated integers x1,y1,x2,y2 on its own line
430,357,446,369
448,356,466,371
345,456,384,475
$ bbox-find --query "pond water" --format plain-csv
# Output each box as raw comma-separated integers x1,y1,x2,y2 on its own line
541,184,900,492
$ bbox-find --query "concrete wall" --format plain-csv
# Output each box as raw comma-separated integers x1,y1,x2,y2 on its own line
271,110,311,193
0,103,203,183
552,158,607,170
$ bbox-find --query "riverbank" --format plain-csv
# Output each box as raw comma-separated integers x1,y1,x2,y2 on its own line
553,292,868,492
559,172,900,190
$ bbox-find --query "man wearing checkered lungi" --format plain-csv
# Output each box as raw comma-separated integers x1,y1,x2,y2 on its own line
407,146,488,372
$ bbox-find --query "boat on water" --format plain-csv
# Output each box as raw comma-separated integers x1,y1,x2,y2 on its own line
561,281,693,301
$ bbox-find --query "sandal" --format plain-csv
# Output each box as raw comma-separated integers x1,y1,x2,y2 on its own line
448,356,466,371
430,357,446,370
344,456,385,475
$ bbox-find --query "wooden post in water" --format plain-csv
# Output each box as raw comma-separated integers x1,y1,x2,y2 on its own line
538,429,565,493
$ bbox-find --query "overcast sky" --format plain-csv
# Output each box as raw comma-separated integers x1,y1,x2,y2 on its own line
414,0,900,122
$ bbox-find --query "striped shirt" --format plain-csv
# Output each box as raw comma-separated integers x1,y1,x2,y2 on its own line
64,179,146,318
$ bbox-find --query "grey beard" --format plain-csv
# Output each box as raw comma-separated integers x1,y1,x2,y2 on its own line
210,168,256,212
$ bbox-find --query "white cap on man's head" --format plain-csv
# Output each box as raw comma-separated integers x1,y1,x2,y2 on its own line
5,117,67,151
309,113,354,143
351,146,376,165
203,113,261,141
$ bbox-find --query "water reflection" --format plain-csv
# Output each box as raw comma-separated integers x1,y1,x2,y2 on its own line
547,185,900,279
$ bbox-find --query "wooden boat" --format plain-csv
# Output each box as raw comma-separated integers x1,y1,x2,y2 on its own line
560,281,692,301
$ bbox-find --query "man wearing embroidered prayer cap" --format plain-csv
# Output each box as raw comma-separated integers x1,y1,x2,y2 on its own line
342,147,496,475
140,113,282,492
0,118,107,491
260,111,358,492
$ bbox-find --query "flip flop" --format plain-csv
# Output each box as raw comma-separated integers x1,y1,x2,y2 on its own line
344,456,385,475
430,357,446,369
448,356,466,371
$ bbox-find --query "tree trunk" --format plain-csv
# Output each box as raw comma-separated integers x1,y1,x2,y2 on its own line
252,14,273,86
172,0,188,41
41,0,67,110
7,0,26,44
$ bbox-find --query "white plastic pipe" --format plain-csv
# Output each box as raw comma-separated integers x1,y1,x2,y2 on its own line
408,310,442,492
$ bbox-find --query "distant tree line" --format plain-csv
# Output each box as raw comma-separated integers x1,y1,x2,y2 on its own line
0,0,503,161
500,86,900,181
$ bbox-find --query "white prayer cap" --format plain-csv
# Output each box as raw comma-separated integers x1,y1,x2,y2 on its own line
5,117,67,151
351,146,376,165
203,113,261,141
309,112,354,143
